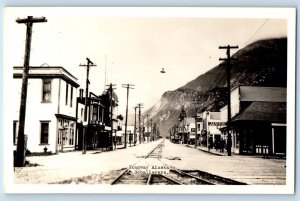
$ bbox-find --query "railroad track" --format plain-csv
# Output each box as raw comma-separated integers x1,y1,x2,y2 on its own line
111,169,182,185
111,139,247,185
181,169,247,185
146,139,164,159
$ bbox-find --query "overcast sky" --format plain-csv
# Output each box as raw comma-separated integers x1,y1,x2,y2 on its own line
5,8,288,114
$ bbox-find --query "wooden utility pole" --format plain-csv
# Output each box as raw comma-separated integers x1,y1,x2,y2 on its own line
194,108,198,149
107,83,116,150
219,45,238,156
15,16,47,167
150,118,153,141
137,103,143,144
79,58,97,154
133,106,138,145
122,84,134,148
141,116,145,142
146,114,149,134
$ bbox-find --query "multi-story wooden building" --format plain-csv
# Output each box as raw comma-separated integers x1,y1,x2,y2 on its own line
75,87,120,151
13,66,79,153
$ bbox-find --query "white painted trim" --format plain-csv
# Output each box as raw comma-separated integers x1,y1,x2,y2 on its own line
272,127,275,154
271,123,286,126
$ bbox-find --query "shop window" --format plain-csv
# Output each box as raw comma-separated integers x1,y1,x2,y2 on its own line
69,122,75,145
58,119,75,146
92,105,98,122
63,120,69,145
57,119,65,145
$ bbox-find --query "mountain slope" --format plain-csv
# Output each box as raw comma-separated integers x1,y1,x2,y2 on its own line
181,38,287,92
144,38,287,137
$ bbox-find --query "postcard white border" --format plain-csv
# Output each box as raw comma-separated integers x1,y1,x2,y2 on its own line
3,7,296,194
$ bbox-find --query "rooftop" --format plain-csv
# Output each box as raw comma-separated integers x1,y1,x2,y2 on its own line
232,101,286,123
13,66,79,87
239,86,286,102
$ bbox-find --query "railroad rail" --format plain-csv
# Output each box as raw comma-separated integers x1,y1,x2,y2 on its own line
146,139,164,159
111,139,247,185
111,169,183,185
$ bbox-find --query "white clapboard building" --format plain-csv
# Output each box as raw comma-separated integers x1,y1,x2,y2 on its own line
13,66,79,153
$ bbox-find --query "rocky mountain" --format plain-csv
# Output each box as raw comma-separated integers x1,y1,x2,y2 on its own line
144,38,287,136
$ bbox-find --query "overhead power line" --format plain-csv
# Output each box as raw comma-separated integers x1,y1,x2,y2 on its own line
242,19,269,47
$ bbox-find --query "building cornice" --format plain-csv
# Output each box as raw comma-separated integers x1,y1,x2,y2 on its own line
13,66,80,88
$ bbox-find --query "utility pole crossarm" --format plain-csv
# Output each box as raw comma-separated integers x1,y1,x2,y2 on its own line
219,45,239,49
219,58,238,61
16,16,47,24
122,84,135,90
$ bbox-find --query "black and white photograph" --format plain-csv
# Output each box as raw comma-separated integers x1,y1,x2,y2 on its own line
3,7,296,194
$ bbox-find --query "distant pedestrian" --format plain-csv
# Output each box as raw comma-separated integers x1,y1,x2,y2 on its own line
113,137,117,149
220,138,225,153
226,139,232,155
208,137,213,151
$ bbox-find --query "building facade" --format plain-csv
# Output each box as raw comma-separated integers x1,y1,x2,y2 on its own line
75,89,105,150
75,87,120,151
186,116,203,144
201,111,226,148
222,86,287,155
13,66,79,153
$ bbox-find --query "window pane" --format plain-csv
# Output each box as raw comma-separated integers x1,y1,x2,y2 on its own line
65,84,69,105
70,87,73,107
43,81,50,90
42,80,51,102
93,106,98,121
43,92,51,102
41,122,49,144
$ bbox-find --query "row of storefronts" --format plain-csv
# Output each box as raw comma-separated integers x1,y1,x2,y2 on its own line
13,66,124,154
170,86,287,156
